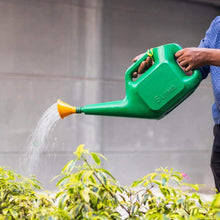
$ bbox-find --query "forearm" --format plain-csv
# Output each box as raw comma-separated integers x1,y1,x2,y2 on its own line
206,48,220,67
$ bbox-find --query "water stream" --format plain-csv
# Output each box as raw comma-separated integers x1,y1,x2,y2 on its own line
26,103,60,175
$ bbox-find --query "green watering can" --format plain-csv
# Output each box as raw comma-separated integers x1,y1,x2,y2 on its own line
57,43,201,119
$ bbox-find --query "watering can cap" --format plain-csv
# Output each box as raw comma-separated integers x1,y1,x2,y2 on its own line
57,99,77,119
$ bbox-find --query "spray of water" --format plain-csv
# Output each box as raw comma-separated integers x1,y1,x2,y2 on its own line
26,103,60,175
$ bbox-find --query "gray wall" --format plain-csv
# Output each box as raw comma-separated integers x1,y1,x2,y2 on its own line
0,0,219,190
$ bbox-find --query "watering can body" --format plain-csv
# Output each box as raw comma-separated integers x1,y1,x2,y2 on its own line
58,43,202,119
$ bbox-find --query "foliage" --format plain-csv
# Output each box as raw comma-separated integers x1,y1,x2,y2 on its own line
2,145,220,219
0,166,50,219
54,144,122,219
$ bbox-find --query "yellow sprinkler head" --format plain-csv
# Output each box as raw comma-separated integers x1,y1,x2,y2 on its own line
57,99,78,119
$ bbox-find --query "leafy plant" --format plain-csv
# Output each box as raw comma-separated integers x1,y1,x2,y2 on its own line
0,166,47,219
53,145,220,219
54,144,122,219
2,144,220,219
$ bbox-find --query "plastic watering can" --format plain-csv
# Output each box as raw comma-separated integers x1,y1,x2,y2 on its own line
57,43,201,119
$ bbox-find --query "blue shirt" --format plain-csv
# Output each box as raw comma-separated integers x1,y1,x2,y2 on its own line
199,16,220,124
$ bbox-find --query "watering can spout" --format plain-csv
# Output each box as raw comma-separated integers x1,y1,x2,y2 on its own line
57,99,82,119
57,99,132,119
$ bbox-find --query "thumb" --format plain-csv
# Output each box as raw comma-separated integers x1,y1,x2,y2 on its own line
132,53,144,62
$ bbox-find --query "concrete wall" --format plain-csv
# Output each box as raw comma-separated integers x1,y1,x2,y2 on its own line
0,0,219,190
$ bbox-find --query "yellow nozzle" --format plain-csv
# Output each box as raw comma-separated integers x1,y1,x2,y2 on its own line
57,99,77,119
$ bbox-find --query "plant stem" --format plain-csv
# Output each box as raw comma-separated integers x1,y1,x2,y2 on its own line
82,156,131,217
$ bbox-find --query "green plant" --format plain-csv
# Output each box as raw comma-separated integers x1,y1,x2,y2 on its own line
53,145,220,219
54,144,123,219
129,168,208,219
0,166,71,220
2,145,220,219
0,166,47,219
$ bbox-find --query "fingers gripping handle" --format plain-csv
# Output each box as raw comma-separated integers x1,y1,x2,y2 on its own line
167,44,201,81
125,49,153,84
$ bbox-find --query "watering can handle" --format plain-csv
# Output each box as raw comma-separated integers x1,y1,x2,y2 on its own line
125,44,201,85
125,50,151,83
125,50,150,83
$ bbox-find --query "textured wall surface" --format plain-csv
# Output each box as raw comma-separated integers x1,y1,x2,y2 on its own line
0,0,219,190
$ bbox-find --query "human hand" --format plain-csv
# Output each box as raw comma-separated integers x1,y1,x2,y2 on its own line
132,53,153,78
175,47,208,74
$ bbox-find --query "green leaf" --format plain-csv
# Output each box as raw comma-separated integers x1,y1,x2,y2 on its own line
131,180,140,188
9,209,18,219
50,174,61,183
62,159,77,174
137,194,140,203
59,194,68,209
142,193,149,205
83,170,93,182
2,208,8,215
131,205,138,216
160,186,171,197
161,177,167,186
72,203,83,217
76,170,84,181
56,176,70,187
89,175,97,184
74,144,85,158
150,173,158,181
55,191,63,200
212,194,220,208
152,180,161,186
170,176,181,186
183,183,200,191
99,168,116,181
91,153,101,165
81,189,90,203
95,152,108,161
99,172,107,185
118,194,127,203
172,174,182,181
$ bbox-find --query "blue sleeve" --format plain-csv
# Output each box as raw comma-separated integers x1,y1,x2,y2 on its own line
198,38,210,80
197,16,220,80
199,66,210,80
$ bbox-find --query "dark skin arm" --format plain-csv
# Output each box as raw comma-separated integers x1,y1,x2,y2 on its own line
132,47,220,77
175,47,220,71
